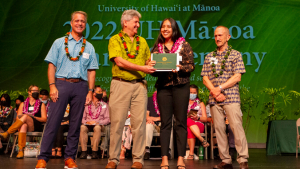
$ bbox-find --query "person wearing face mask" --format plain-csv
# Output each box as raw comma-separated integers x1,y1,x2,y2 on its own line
149,18,195,169
79,85,110,159
0,85,47,158
15,95,25,112
39,89,50,113
185,84,209,160
0,94,15,150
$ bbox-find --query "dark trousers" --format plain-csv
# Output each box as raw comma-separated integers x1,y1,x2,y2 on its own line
53,125,69,148
38,80,88,162
157,83,189,157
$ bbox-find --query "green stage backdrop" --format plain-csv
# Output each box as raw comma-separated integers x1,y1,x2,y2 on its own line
1,0,300,143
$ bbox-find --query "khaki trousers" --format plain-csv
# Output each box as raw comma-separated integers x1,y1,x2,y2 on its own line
108,79,147,165
211,103,249,164
80,125,103,151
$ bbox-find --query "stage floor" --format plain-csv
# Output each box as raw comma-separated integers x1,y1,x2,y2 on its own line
0,149,299,169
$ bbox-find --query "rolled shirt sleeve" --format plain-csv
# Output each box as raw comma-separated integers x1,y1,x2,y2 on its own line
233,52,246,74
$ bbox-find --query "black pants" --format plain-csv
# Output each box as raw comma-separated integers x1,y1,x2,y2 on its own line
53,125,69,148
157,83,189,157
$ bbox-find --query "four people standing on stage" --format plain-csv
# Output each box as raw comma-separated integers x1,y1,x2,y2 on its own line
0,8,250,169
150,18,195,169
201,26,249,169
36,11,99,169
105,10,155,169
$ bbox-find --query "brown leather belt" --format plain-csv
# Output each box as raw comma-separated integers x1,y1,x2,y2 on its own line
56,78,83,83
112,77,144,84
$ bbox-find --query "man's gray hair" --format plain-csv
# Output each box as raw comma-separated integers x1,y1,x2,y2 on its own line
121,10,141,28
71,11,88,23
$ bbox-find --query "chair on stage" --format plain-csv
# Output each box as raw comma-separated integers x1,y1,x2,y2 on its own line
296,118,300,158
73,132,106,159
10,123,46,158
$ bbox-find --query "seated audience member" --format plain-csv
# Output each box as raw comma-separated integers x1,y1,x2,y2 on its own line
15,95,25,112
79,85,110,159
0,85,47,158
186,84,209,160
51,104,70,158
120,111,132,159
0,94,15,149
39,89,50,113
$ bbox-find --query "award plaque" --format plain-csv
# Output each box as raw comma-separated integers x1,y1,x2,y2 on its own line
151,53,181,71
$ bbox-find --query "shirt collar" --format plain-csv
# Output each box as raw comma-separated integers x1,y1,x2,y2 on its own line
217,45,230,55
68,33,83,42
91,101,101,107
120,30,137,39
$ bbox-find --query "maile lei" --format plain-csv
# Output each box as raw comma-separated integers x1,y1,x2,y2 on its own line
65,32,86,61
88,101,103,119
211,45,232,78
23,97,41,116
152,92,160,116
0,106,12,118
188,98,200,112
157,37,185,53
119,32,140,59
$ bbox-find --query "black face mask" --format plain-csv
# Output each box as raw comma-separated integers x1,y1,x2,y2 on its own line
32,92,40,100
95,93,103,100
16,104,20,110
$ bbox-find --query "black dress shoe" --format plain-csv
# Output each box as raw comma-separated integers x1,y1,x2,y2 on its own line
213,162,233,169
91,151,99,159
239,162,249,169
80,151,88,159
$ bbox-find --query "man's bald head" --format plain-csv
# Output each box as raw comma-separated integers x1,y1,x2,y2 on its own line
215,26,230,35
214,26,231,49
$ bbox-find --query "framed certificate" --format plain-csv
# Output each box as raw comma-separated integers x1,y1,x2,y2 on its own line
151,53,182,71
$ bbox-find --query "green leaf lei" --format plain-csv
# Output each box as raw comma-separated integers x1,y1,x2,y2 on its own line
211,45,232,78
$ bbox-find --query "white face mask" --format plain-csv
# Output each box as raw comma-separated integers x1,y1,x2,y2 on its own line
40,98,48,104
190,94,197,100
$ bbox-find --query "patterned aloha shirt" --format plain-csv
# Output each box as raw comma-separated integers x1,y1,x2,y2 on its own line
201,46,246,105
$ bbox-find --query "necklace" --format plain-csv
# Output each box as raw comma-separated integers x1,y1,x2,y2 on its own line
64,32,86,61
188,98,200,112
0,106,12,118
23,98,41,116
88,101,103,119
211,45,232,78
119,32,140,59
158,37,185,53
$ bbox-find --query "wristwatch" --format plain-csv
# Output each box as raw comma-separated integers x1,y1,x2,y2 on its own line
219,85,224,92
88,89,94,92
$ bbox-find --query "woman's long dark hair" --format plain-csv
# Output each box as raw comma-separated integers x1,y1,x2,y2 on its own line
151,18,182,52
0,94,11,108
